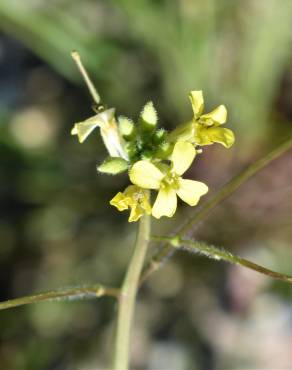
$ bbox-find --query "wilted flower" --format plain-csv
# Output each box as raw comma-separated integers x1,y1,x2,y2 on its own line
71,108,128,159
110,185,151,222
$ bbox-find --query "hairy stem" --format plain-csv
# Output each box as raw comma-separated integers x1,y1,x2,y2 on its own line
140,136,292,283
113,214,150,370
0,284,119,311
151,236,292,284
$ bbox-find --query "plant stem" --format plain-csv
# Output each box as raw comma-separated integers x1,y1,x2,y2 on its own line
151,236,292,284
113,214,150,370
0,284,119,311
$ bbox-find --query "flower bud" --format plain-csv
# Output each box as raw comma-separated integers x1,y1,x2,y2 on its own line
97,157,128,174
118,116,135,140
140,101,158,131
155,142,173,159
153,129,166,144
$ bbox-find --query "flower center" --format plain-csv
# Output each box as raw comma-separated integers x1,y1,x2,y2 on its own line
132,190,149,206
161,172,180,190
199,117,213,126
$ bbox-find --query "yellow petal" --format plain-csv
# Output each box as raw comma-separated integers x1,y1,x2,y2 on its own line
128,204,143,222
195,125,235,148
152,187,177,219
129,161,164,189
110,192,131,211
200,105,227,126
210,127,234,148
189,91,204,118
176,179,208,206
171,141,196,176
124,185,138,196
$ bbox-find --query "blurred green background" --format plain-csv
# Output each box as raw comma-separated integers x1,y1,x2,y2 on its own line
0,0,292,369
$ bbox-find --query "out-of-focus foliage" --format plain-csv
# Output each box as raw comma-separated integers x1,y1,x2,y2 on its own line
1,0,292,142
0,0,292,369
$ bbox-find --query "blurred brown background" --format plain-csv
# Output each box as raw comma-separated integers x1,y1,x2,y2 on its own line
0,0,292,369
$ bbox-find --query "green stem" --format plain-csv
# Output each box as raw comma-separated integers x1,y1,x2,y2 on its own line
0,284,119,311
140,136,292,283
178,136,292,236
113,214,150,370
151,236,292,284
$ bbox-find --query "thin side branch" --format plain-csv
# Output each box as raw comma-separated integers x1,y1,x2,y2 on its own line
152,236,292,284
0,284,119,311
140,136,292,283
178,136,292,236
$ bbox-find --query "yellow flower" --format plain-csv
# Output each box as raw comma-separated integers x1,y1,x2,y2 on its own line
110,185,151,222
189,90,235,148
129,141,208,219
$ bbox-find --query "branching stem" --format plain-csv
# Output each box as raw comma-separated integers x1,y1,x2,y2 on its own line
151,236,292,284
0,284,119,311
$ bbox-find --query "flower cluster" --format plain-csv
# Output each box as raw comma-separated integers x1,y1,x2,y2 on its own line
72,91,235,222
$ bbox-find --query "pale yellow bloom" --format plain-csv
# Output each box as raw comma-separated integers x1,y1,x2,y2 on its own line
129,142,208,219
110,185,151,222
189,90,235,148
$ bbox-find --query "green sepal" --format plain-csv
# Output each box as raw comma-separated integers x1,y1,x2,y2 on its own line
118,116,135,140
97,157,128,174
155,142,173,159
141,150,153,160
167,120,195,143
139,101,158,131
153,128,166,144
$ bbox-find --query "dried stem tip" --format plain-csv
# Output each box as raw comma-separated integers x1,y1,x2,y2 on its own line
71,50,101,105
